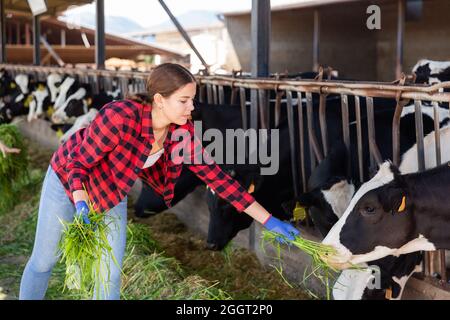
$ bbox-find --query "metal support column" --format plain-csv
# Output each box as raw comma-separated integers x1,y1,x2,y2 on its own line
0,0,5,63
33,14,40,66
95,0,105,70
396,0,405,79
313,9,320,72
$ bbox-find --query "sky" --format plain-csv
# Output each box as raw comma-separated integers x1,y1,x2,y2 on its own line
63,0,309,28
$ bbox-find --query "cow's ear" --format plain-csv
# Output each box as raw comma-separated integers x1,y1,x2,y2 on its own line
378,185,407,214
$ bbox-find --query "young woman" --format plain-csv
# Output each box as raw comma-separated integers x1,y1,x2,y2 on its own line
19,63,299,300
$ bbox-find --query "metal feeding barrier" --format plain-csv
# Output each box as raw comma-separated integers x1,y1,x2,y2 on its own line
2,63,449,290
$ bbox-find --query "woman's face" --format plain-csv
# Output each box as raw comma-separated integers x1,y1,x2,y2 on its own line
159,82,196,126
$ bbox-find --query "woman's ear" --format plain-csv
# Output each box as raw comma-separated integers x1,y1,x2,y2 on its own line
153,93,163,107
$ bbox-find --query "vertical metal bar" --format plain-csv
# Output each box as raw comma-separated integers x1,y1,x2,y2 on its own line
341,94,350,176
95,0,105,70
0,0,5,63
392,100,405,166
61,29,66,47
396,0,405,79
218,85,225,105
230,87,238,105
212,85,218,105
355,96,364,183
286,90,300,198
159,0,209,72
274,91,282,128
33,14,41,66
313,9,320,72
297,91,307,192
433,102,441,166
206,84,213,104
414,100,425,172
239,87,248,130
258,89,268,129
306,92,323,165
199,84,205,103
250,0,270,134
432,102,447,284
319,94,328,156
250,89,259,130
366,97,376,169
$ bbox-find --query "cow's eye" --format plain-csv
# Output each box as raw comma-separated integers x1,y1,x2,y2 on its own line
362,206,375,215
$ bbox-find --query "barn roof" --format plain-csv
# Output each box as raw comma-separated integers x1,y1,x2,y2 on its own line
5,0,93,16
223,0,362,16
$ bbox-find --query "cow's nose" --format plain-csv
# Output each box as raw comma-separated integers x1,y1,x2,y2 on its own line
205,242,220,251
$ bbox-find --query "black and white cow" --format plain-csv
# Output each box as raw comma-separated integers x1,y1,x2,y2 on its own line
321,157,450,270
0,74,36,124
27,73,62,122
329,125,450,299
413,59,450,86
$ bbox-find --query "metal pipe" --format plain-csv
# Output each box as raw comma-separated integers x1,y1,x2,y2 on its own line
396,0,405,79
95,0,105,70
341,94,350,175
319,94,328,156
0,0,5,63
33,14,40,65
158,0,209,72
239,87,248,130
313,9,320,72
355,96,364,183
297,91,307,192
286,90,300,198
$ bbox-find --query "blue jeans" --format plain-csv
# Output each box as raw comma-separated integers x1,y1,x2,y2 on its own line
19,166,127,300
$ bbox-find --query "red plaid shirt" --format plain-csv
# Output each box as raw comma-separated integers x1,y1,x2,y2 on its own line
50,99,255,213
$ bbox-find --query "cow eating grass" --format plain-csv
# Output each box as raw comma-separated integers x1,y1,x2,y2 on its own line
321,160,450,270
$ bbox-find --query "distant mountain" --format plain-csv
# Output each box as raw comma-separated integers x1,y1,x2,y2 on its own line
142,10,223,34
60,11,145,35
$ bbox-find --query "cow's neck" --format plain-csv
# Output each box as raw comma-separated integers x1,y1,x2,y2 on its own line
406,166,450,249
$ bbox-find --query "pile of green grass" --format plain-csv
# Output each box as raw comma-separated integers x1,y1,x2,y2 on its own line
0,124,29,213
121,223,231,300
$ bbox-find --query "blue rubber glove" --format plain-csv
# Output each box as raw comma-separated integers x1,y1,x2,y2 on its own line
75,201,91,224
263,215,300,245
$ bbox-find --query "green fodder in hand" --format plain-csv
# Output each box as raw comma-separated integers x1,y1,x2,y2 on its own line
0,124,28,211
261,230,338,300
58,200,120,299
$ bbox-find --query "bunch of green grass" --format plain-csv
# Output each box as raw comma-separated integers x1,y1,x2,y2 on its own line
261,230,338,300
58,200,119,299
0,124,28,211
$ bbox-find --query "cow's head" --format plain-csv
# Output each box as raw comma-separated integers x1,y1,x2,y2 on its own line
51,87,88,124
14,74,29,95
322,162,436,269
47,73,62,103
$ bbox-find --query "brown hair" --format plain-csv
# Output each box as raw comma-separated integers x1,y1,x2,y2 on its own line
127,63,196,104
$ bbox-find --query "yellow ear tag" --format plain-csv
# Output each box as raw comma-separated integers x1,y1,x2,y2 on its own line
86,97,93,106
385,287,393,300
247,182,255,194
47,106,54,117
38,83,45,91
397,196,406,213
10,83,16,89
293,202,307,221
56,129,64,138
24,95,33,108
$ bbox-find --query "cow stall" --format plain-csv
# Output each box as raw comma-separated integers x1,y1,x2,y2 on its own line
1,63,450,299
